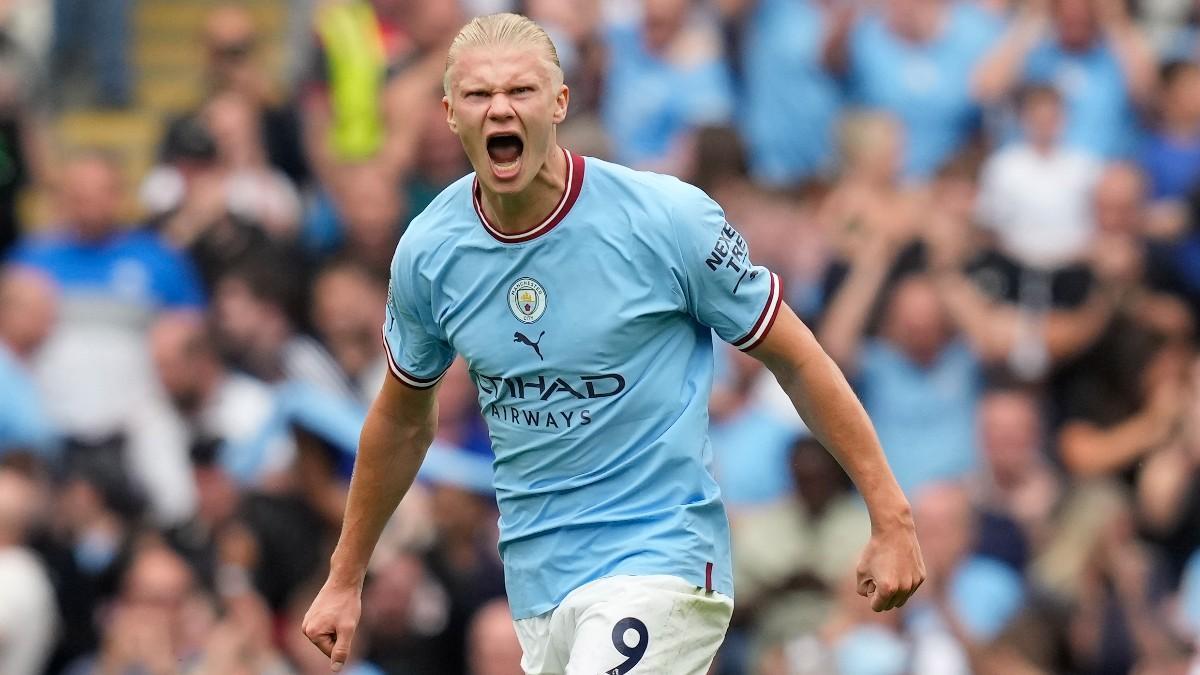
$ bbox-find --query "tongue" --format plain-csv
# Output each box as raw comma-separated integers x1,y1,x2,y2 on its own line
489,139,521,164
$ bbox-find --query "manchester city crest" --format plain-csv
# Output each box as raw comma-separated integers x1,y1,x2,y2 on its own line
508,277,547,324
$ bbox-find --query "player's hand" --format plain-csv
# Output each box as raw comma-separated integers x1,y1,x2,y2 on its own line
302,578,363,672
855,514,926,612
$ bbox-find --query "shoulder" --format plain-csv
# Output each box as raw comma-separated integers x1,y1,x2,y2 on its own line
951,2,1002,37
584,158,723,239
119,229,179,256
588,156,715,211
985,143,1027,167
8,232,70,261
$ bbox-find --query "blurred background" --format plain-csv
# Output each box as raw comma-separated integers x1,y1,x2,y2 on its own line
3,0,1200,673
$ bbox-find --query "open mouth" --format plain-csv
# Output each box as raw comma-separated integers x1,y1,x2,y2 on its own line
486,134,524,177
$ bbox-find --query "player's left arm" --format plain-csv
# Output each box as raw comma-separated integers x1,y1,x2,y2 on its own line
667,182,924,610
748,302,926,612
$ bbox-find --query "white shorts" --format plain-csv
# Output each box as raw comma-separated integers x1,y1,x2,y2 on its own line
513,575,734,675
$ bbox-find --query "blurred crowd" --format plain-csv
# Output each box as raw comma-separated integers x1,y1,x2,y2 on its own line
3,0,1200,673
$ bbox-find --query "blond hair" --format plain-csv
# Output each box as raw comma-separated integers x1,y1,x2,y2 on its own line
444,13,562,95
838,110,899,171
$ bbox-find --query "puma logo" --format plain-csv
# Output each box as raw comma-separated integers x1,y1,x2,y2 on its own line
513,331,545,360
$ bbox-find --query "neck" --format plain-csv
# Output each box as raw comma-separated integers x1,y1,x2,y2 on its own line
0,335,29,362
479,146,567,234
1030,137,1056,155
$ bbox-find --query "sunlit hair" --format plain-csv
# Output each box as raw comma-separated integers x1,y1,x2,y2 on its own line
444,13,562,95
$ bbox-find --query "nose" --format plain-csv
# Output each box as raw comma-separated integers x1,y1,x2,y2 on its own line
488,93,515,120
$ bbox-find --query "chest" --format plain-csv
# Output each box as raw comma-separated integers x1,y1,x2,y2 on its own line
431,235,683,379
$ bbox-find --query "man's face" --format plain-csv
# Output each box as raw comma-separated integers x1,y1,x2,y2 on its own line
444,45,568,196
979,392,1040,482
1022,96,1063,147
1055,0,1096,51
61,159,122,240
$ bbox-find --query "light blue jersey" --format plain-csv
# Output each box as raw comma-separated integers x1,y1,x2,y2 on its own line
383,150,782,619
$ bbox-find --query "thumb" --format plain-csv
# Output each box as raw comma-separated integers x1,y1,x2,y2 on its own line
857,576,876,598
330,624,356,672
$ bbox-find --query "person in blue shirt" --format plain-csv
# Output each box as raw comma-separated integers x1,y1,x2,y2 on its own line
600,0,735,174
6,154,205,442
9,154,205,311
1140,60,1200,201
303,13,924,675
825,0,1002,180
973,0,1157,159
721,0,843,186
0,266,58,459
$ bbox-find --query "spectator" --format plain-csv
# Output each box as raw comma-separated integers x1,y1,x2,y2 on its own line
8,153,205,441
731,436,870,660
1052,165,1196,483
974,0,1157,158
377,0,464,184
212,256,346,397
51,0,131,107
817,111,925,269
976,84,1103,274
524,0,605,116
467,599,524,675
146,310,294,487
401,94,472,223
46,450,145,671
204,92,302,237
145,93,302,254
194,591,293,675
0,2,53,257
311,259,388,406
970,386,1060,557
601,0,735,173
1141,60,1200,202
0,466,57,675
905,482,1027,674
198,3,309,185
0,265,56,459
63,543,212,674
360,553,461,674
303,0,418,185
721,0,843,186
818,234,983,495
1132,352,1200,583
423,480,506,675
331,164,406,278
1068,509,1183,673
825,0,1002,180
709,346,805,509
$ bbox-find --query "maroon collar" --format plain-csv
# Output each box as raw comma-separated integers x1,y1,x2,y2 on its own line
472,148,585,244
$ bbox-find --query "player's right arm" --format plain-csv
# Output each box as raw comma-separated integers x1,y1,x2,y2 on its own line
302,375,439,671
305,240,453,672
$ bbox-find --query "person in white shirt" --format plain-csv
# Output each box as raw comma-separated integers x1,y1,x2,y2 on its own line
0,467,58,675
977,84,1104,273
143,310,294,492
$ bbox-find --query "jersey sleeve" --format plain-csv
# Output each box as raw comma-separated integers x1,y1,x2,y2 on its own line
670,184,783,352
382,248,455,389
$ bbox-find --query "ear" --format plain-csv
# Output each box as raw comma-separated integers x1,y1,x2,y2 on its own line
443,95,457,133
552,84,569,125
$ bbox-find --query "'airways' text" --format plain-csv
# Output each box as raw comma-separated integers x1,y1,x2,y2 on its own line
488,404,592,428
